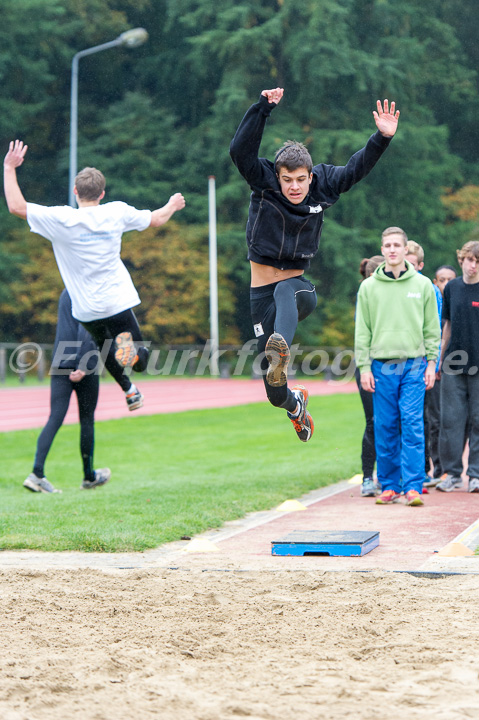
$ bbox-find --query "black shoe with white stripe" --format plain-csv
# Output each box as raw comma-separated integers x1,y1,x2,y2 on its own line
287,385,314,442
125,385,144,411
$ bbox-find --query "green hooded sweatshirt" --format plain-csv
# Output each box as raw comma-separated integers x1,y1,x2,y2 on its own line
354,261,441,373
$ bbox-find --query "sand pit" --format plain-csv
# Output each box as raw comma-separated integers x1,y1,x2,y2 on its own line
1,568,479,719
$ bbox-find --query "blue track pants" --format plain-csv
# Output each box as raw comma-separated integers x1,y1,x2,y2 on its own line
371,358,426,494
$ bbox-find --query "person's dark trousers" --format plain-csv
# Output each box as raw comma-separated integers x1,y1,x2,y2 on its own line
440,371,479,479
371,357,426,494
423,395,431,476
250,276,317,413
81,308,148,392
33,372,99,481
425,379,442,478
354,367,376,478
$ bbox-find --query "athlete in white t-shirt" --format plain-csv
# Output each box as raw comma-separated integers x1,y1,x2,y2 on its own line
4,139,185,410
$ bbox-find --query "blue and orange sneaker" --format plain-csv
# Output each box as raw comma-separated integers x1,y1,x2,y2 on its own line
376,489,401,505
287,385,314,442
265,332,290,387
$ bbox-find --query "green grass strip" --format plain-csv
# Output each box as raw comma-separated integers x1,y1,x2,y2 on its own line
0,394,363,552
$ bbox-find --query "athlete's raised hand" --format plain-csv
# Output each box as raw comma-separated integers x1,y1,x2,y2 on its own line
4,140,28,169
373,100,400,138
261,87,284,105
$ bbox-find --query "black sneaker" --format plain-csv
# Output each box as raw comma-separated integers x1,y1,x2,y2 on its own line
287,385,314,442
265,332,290,387
126,385,144,411
81,468,111,489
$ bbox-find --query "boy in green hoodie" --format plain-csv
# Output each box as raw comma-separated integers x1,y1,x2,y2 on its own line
354,226,441,506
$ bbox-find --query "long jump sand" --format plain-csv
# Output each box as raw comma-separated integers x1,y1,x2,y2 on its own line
2,480,479,718
2,567,479,720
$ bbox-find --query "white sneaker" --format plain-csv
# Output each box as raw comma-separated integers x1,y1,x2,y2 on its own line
468,478,479,493
81,468,111,489
436,474,463,492
23,473,62,494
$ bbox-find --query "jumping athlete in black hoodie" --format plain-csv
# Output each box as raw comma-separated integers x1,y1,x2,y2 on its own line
230,87,399,441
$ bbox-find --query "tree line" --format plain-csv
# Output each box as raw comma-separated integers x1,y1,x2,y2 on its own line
1,0,479,346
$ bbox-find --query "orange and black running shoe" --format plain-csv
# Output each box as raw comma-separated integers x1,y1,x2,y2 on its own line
287,385,314,442
125,385,144,411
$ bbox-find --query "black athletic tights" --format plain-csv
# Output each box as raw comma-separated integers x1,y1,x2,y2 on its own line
250,276,317,412
81,308,148,392
33,372,99,481
354,368,376,478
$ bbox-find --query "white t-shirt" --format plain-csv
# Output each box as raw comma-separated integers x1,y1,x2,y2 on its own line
26,201,152,322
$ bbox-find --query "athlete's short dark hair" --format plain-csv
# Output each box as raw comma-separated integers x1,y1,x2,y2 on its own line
434,264,457,277
274,141,313,174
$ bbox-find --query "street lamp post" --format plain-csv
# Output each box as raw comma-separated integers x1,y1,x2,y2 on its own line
69,28,148,207
208,176,220,376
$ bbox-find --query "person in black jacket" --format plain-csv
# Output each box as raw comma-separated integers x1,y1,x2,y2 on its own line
23,289,110,493
230,87,399,441
436,241,479,494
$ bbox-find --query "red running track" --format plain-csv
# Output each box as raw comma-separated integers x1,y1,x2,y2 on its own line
0,378,356,432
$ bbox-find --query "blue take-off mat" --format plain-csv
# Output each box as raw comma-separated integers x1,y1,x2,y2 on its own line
271,530,380,557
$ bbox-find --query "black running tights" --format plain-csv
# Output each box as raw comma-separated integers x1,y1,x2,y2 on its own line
250,276,317,411
354,368,376,478
33,372,99,480
81,308,147,392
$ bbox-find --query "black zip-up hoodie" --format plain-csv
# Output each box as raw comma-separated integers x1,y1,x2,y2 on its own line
230,94,392,270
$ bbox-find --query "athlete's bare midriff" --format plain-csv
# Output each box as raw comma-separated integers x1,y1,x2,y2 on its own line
250,261,304,287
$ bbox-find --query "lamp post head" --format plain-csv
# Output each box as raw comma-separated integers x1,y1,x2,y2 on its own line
118,28,149,48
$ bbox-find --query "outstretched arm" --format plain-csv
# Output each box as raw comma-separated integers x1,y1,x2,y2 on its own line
229,87,284,186
321,99,399,197
373,99,400,138
3,140,28,218
149,192,186,228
